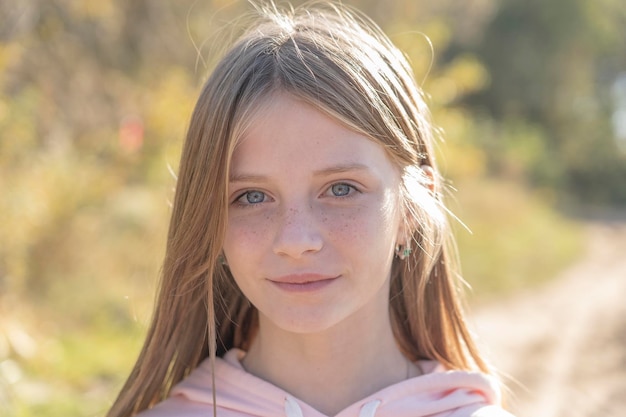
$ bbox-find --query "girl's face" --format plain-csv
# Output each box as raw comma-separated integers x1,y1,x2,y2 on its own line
223,93,406,335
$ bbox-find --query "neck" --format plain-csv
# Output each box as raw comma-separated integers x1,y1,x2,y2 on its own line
241,301,418,415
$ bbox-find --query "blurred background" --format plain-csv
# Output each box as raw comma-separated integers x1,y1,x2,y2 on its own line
0,0,624,416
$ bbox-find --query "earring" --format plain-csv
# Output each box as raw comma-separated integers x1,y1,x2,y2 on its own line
395,243,412,260
217,254,228,266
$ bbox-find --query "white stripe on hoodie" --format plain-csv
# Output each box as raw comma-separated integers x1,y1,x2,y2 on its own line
137,349,514,417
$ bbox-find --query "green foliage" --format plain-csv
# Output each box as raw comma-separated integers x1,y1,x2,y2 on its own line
466,0,626,205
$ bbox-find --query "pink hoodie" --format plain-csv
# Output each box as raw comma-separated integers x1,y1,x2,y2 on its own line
137,349,514,417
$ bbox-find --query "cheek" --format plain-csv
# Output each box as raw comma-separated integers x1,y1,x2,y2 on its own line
322,207,365,243
323,204,398,252
224,214,274,259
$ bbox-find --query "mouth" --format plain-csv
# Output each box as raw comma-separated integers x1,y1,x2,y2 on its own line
268,274,340,293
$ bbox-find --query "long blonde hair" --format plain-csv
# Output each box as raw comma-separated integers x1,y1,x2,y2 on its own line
108,2,492,416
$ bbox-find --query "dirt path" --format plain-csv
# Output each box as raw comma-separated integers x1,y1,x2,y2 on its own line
471,220,626,417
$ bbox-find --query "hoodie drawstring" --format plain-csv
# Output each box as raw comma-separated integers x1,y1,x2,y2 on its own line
285,395,304,417
358,400,381,417
284,396,381,417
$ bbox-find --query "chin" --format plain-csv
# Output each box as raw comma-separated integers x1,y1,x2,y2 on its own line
261,307,351,335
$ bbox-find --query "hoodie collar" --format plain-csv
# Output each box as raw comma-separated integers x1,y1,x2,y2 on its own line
170,348,503,417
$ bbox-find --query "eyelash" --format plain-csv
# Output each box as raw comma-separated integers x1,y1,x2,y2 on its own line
231,182,360,207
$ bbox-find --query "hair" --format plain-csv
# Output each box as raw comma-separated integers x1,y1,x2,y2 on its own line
108,2,493,416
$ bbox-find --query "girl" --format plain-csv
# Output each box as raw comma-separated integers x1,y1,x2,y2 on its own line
108,2,514,417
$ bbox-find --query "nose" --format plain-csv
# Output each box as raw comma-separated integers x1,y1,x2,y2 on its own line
272,204,324,259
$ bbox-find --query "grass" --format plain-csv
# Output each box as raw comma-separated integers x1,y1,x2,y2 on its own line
3,320,146,417
1,290,149,417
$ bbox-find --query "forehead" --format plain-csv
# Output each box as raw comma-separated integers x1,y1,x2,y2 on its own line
230,94,400,179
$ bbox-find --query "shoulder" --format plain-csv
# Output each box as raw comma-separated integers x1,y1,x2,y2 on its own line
405,362,516,417
133,396,204,417
134,349,287,417
135,396,254,417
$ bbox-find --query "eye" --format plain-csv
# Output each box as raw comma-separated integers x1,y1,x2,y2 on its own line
329,182,356,197
235,190,267,205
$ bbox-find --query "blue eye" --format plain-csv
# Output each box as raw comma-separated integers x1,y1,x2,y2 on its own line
330,183,353,197
237,190,266,205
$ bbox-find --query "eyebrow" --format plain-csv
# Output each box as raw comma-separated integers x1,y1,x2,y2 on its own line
229,163,371,183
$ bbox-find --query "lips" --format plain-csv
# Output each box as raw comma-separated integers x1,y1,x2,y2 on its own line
268,273,339,292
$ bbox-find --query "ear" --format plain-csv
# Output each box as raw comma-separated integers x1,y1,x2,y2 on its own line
420,164,435,193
